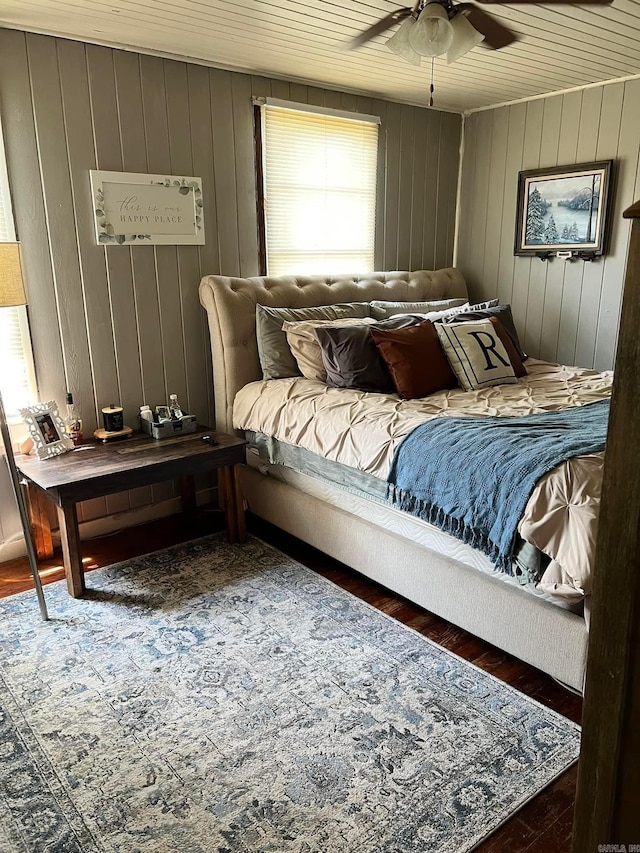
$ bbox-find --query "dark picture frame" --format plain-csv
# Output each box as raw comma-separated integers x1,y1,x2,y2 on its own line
514,160,613,258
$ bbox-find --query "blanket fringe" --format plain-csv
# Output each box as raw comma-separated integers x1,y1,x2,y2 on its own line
388,486,514,575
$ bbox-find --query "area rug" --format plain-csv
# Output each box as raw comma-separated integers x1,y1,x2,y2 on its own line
0,534,580,853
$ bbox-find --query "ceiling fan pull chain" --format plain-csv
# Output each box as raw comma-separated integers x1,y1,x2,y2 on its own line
429,57,435,107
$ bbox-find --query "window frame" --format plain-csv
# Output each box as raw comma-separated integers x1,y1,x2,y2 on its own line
253,97,380,278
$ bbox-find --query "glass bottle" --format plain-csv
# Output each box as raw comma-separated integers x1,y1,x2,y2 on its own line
168,394,184,420
65,392,84,446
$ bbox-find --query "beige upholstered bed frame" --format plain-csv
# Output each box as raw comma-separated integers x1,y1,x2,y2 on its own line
199,268,588,692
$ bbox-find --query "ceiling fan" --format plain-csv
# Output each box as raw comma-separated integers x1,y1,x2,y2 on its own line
349,0,613,68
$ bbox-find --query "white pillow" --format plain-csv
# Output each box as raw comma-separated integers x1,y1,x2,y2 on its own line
369,297,467,320
435,319,518,391
424,298,499,323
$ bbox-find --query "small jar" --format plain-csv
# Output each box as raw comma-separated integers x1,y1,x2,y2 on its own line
102,405,124,432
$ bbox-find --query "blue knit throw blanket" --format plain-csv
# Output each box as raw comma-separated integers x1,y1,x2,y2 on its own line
387,399,610,574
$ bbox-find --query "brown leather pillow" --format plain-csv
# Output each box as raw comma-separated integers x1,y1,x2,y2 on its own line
489,317,527,378
370,320,458,400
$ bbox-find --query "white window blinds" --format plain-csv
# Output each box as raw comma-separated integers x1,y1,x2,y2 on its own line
0,118,37,418
261,101,379,276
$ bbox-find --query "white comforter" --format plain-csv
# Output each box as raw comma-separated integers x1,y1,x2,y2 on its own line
234,359,612,603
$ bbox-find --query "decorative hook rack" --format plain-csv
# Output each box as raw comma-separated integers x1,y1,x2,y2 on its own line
535,251,598,262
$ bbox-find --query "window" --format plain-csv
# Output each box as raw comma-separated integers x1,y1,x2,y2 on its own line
0,116,37,418
258,99,379,276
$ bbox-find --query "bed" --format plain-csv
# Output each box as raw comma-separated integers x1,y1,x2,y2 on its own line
199,268,611,693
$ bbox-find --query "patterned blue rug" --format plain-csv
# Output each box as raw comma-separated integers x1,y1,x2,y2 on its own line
0,534,580,852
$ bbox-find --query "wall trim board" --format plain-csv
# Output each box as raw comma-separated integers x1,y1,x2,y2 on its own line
452,112,466,268
464,72,640,116
0,535,30,563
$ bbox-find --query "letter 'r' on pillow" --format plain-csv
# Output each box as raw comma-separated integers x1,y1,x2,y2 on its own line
370,320,458,399
435,320,518,391
441,303,527,362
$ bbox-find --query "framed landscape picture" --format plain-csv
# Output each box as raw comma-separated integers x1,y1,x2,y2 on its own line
514,160,613,258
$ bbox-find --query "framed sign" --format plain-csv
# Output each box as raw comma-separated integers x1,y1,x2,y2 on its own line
89,170,205,245
514,160,613,258
20,401,74,460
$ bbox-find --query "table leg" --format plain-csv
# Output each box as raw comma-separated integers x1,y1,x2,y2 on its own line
219,465,245,544
179,474,197,513
57,504,85,597
25,481,54,559
232,465,246,543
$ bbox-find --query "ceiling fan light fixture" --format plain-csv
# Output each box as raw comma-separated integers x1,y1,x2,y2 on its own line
446,11,485,63
386,16,422,66
409,2,454,57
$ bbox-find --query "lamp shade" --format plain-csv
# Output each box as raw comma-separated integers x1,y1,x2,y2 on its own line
386,17,422,66
447,12,485,64
409,3,454,57
0,242,27,307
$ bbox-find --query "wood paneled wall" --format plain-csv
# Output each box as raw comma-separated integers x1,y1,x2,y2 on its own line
0,28,460,533
457,80,640,371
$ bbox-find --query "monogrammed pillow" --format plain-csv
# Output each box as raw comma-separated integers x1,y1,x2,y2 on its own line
435,319,518,391
440,303,527,361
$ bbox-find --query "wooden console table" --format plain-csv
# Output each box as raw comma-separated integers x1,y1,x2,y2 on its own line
16,427,246,598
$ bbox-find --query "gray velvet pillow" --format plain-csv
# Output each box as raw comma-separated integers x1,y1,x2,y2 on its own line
256,302,371,379
369,297,467,320
316,314,425,392
440,304,527,361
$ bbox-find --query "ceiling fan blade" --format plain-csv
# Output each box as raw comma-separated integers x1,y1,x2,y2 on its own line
456,4,518,49
348,8,413,50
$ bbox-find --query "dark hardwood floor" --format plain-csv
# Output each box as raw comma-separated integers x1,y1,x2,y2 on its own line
0,507,581,852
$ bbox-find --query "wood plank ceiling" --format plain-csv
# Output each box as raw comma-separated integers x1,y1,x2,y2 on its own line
1,0,639,111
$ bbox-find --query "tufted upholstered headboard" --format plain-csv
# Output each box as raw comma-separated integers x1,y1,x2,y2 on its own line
198,268,467,433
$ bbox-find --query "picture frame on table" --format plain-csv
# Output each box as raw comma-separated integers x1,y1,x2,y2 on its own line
514,160,614,259
20,401,73,460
